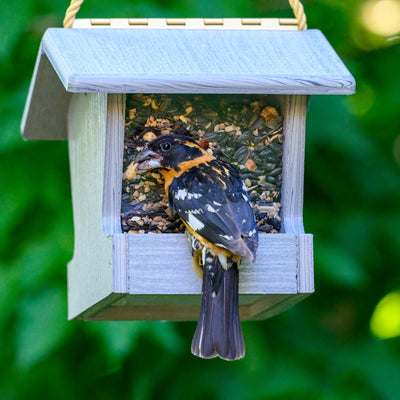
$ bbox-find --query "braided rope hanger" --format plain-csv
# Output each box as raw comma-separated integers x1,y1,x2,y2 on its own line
63,0,307,30
63,0,84,28
288,0,307,30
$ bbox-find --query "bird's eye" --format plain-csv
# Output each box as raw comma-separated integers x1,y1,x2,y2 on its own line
161,142,171,152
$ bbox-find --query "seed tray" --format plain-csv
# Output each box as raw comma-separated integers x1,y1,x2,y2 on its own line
121,94,283,234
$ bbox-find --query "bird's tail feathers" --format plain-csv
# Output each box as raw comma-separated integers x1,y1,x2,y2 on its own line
191,249,244,361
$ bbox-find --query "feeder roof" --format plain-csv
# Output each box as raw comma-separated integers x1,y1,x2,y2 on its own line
22,28,355,140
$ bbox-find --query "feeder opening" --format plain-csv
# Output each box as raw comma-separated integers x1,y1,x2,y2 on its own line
121,94,283,235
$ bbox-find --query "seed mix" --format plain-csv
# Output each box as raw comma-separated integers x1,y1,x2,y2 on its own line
122,94,283,234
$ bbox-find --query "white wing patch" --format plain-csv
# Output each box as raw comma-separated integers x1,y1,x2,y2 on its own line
175,188,188,200
175,189,202,200
206,204,217,213
219,234,234,241
248,229,257,237
187,213,205,231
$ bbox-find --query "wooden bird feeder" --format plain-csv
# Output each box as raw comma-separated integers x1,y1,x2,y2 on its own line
21,17,355,321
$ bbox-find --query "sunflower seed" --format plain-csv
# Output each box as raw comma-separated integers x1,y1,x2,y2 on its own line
122,94,283,234
233,146,252,164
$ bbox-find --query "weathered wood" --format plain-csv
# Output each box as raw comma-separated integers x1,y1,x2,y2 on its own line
22,28,355,141
103,94,125,236
73,231,312,320
67,93,115,319
280,95,314,294
41,28,355,95
101,94,130,294
128,233,298,295
297,234,314,293
66,92,315,320
83,231,311,320
280,95,308,235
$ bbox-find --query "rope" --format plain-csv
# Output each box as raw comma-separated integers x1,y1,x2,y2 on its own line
63,0,84,28
62,0,307,30
288,0,308,30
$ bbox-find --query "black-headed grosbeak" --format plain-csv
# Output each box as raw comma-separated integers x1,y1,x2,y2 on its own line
132,134,258,361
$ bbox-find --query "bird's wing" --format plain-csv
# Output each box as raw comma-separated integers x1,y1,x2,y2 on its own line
168,160,258,260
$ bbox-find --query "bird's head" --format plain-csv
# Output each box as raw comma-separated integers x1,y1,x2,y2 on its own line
134,134,207,172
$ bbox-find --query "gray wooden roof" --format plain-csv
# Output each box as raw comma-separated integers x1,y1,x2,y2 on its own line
21,28,355,140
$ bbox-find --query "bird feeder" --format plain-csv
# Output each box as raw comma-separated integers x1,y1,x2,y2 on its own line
21,17,355,321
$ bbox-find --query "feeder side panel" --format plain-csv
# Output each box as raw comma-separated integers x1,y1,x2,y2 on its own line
67,93,115,319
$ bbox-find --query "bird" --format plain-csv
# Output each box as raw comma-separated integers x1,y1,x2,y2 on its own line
131,134,258,360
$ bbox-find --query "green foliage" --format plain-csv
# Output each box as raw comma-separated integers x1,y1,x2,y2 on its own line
1,0,400,399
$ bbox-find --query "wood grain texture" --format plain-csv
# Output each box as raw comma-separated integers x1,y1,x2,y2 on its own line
102,94,125,236
41,28,355,95
279,95,314,295
67,93,114,320
297,234,314,293
102,94,129,294
112,233,129,294
280,95,308,234
128,233,298,295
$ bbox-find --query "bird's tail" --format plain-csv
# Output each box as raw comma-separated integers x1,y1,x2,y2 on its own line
191,249,245,361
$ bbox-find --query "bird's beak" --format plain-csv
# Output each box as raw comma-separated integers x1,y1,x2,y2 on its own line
135,149,163,170
123,149,163,180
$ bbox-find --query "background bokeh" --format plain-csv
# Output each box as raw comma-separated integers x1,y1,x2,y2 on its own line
1,0,400,398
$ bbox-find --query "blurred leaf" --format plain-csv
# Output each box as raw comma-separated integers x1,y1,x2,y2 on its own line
307,96,375,160
0,1,31,59
89,321,144,360
0,265,19,327
370,290,400,339
317,242,368,289
15,287,69,369
90,320,183,360
342,81,375,117
358,340,400,399
15,239,60,290
146,322,183,354
0,87,27,154
0,159,33,246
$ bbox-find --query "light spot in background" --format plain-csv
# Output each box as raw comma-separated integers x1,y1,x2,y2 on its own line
361,0,400,37
343,82,375,116
370,290,400,339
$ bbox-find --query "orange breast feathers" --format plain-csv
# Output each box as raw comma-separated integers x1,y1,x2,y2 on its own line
160,151,215,195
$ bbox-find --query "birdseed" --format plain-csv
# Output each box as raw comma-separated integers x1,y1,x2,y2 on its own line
122,94,283,234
